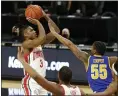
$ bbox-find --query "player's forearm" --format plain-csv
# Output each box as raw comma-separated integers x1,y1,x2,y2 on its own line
51,31,70,46
37,22,46,44
67,1,72,11
21,59,62,95
37,22,46,38
44,32,56,44
44,15,60,33
20,60,38,78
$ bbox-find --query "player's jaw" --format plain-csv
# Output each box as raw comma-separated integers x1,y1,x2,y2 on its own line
32,32,37,39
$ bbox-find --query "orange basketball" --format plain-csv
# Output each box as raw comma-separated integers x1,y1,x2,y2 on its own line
25,5,43,19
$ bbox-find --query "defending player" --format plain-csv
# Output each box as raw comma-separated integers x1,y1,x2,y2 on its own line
90,60,118,96
48,21,117,93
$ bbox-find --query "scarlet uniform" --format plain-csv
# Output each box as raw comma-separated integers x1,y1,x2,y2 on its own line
21,45,47,95
60,84,81,96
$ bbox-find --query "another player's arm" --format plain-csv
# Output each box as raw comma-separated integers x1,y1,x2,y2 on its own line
109,56,118,67
22,18,46,49
48,22,90,68
80,88,85,96
43,11,60,44
89,81,117,96
17,47,63,96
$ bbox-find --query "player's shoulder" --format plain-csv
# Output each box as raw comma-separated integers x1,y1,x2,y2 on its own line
22,40,33,48
108,56,117,66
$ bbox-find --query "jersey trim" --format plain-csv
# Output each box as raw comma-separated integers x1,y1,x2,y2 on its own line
112,63,118,76
22,75,31,95
86,56,91,71
108,57,112,70
94,55,102,57
59,85,65,96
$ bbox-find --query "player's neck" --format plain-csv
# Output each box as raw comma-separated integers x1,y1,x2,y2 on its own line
60,81,70,86
94,53,102,57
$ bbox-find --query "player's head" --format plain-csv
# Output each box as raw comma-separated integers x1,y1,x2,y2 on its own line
91,41,106,55
58,66,72,84
12,24,37,41
62,28,70,39
112,60,118,77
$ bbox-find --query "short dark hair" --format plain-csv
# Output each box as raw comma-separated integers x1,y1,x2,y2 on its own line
59,66,72,84
12,23,29,42
93,41,106,55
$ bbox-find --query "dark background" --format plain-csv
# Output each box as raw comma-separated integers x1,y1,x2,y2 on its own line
1,1,118,45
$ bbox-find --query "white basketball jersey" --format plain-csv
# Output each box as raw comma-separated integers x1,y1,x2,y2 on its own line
60,84,81,96
23,45,46,84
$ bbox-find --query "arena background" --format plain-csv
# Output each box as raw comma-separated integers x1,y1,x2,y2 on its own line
1,1,118,95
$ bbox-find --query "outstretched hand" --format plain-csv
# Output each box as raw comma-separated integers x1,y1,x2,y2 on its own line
26,17,39,25
17,46,25,62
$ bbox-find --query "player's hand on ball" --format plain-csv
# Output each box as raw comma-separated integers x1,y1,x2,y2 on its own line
27,17,39,25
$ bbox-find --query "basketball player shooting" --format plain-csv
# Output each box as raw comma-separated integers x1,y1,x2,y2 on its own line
48,21,118,93
12,7,60,95
17,47,85,96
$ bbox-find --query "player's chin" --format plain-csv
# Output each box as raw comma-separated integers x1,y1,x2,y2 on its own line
33,35,37,38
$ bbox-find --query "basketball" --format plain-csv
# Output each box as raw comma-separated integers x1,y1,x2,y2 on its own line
25,5,43,19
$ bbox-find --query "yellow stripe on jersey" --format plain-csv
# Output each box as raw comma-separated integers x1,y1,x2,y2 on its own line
108,57,112,70
86,56,91,72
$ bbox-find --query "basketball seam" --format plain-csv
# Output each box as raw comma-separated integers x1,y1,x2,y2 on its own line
25,5,34,17
31,6,41,19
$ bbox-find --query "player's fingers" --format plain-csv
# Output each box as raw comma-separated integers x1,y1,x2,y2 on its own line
20,47,24,53
18,46,23,53
27,17,34,23
26,17,32,20
18,46,20,52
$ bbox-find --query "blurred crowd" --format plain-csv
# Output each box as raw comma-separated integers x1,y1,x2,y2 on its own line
2,1,117,18
1,1,117,45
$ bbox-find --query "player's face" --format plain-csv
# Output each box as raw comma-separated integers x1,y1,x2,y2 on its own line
24,26,37,39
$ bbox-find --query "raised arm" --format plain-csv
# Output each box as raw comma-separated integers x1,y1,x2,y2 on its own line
109,56,118,67
42,11,60,44
22,18,46,48
48,22,90,68
17,47,63,96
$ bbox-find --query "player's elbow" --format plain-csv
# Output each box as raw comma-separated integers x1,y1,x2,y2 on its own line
66,40,73,47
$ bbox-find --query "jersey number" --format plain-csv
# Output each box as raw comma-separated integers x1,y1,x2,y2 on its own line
91,64,107,79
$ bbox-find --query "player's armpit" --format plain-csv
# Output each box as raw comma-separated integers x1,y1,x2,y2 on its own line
22,36,46,48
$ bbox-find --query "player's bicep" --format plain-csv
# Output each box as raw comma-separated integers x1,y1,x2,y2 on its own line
22,38,46,48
